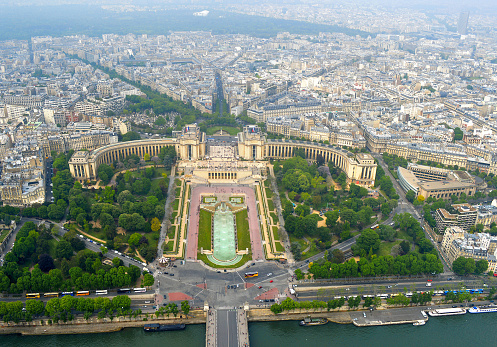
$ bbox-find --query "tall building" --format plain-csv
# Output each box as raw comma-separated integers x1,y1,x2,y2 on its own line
458,11,469,35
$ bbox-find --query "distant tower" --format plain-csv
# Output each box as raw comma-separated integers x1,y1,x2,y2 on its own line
458,11,469,35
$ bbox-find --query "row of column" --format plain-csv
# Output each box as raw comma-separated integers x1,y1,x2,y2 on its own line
208,172,237,180
266,144,346,170
74,165,86,178
360,166,373,180
97,144,176,166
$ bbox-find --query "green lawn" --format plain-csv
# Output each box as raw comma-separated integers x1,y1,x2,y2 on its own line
275,242,285,252
264,180,270,188
163,240,174,252
167,226,176,238
0,229,10,243
270,212,278,225
236,209,251,251
175,187,181,197
272,226,280,240
378,240,402,257
267,199,275,211
150,177,168,192
197,253,250,269
205,126,241,136
265,188,273,198
173,199,179,211
198,210,212,251
290,235,307,250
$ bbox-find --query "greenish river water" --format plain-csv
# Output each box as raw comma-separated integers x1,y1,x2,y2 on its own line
2,314,495,347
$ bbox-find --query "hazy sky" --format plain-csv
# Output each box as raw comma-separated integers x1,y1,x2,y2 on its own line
0,0,494,15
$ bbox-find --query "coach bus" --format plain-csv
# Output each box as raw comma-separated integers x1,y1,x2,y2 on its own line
244,272,259,278
76,291,90,296
117,288,131,294
133,288,146,293
61,291,74,297
26,293,40,298
95,290,108,295
44,292,59,298
371,224,379,230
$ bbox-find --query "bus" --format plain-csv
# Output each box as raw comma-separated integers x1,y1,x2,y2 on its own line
133,288,146,293
95,290,108,295
61,291,74,296
117,288,131,294
76,291,90,296
244,272,259,278
44,292,59,298
26,293,40,298
371,224,379,230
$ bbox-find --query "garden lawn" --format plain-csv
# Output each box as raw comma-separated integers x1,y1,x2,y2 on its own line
378,240,402,257
197,253,250,269
275,242,285,252
236,209,251,251
267,199,275,211
198,210,212,251
265,188,273,198
272,226,280,241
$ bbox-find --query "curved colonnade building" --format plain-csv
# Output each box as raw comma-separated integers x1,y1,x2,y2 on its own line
69,124,377,187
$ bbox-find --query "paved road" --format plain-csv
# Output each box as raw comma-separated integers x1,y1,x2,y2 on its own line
217,309,238,347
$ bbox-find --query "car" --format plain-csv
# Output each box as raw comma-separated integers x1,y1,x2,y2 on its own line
448,278,453,281
264,299,269,302
163,294,167,299
170,273,174,276
452,305,457,308
164,271,168,274
173,265,177,268
258,286,262,289
267,273,272,277
427,279,432,282
269,280,273,283
145,301,151,304
363,312,366,318
387,285,392,289
217,271,221,273
251,263,255,266
163,303,167,306
269,299,275,302
259,300,264,303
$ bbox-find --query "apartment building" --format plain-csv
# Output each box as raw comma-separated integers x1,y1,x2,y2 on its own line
441,226,497,272
435,203,478,232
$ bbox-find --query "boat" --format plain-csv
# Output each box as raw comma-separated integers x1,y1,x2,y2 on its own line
427,308,466,317
299,317,328,326
413,320,426,326
144,323,186,332
469,306,497,314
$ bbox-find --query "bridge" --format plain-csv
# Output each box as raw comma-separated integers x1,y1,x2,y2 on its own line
206,308,249,347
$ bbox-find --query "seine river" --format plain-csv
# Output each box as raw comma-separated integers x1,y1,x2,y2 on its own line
2,313,494,347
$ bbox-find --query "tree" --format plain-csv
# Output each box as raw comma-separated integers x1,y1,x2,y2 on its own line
151,217,161,233
356,229,380,254
55,240,73,260
142,273,154,287
405,190,415,203
475,259,489,274
128,233,142,248
452,257,476,275
181,300,190,315
400,240,410,255
38,254,55,272
122,131,141,142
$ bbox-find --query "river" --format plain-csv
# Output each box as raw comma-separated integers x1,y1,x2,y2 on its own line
2,313,494,347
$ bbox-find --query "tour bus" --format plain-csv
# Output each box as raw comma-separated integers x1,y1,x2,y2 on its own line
117,288,131,294
44,292,59,298
61,291,74,296
244,272,259,278
371,224,379,230
133,288,146,293
76,291,90,296
95,290,108,295
26,293,40,298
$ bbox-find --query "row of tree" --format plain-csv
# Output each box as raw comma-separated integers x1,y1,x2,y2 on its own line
0,295,131,323
307,253,443,279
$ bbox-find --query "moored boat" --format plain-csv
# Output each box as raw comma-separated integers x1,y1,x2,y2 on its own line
413,320,426,326
299,317,328,326
468,306,497,314
428,308,466,317
144,323,186,332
